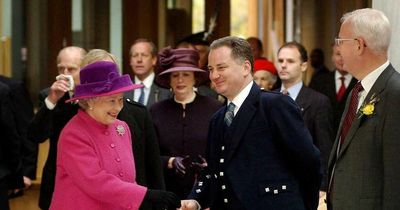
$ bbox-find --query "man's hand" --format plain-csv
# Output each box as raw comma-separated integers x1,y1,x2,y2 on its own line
23,176,32,189
179,200,200,210
47,76,71,104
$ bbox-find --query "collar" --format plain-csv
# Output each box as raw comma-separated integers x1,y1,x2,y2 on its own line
135,72,155,88
227,81,253,115
281,82,303,100
335,70,353,81
360,60,389,94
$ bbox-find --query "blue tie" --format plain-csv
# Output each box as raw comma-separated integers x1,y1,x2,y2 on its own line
224,103,236,127
138,83,145,105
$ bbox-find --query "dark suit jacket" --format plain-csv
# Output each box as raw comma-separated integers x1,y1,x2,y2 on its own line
125,82,171,108
328,64,400,210
309,71,357,133
0,76,36,179
118,98,165,210
189,83,321,210
0,82,24,209
295,85,334,190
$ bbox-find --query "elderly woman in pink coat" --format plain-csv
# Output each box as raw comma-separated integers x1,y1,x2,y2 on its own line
49,61,180,210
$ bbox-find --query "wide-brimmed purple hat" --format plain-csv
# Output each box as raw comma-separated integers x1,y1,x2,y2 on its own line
155,47,209,88
66,61,142,103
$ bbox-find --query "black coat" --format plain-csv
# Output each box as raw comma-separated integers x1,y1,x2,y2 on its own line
295,85,334,190
0,76,36,179
0,82,24,210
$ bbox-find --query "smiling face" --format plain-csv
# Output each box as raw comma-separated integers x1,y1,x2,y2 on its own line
208,46,252,101
87,93,124,125
277,46,307,87
129,42,157,80
169,71,196,97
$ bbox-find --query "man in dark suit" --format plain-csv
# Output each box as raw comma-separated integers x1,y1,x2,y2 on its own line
276,42,334,197
309,45,357,134
125,39,170,107
327,8,400,210
181,36,321,210
0,76,36,197
28,46,87,210
0,82,24,210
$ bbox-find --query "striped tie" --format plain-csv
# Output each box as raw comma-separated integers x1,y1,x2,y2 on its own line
340,82,363,144
224,103,236,127
138,83,145,105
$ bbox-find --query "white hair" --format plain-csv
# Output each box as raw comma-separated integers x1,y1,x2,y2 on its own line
341,8,391,54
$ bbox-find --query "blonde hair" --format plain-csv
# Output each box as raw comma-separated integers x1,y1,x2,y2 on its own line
81,49,118,67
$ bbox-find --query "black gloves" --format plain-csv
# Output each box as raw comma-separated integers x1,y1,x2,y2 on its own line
172,156,189,176
172,155,207,176
144,189,181,209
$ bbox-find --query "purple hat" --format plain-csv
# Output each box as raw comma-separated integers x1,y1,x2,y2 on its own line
66,61,142,103
155,47,209,88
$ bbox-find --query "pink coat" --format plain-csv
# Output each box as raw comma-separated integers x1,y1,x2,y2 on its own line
49,110,147,210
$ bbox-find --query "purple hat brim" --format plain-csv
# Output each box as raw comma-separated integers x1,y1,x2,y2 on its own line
156,67,209,89
65,75,142,103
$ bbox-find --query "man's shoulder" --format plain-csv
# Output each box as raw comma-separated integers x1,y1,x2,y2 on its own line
124,98,147,110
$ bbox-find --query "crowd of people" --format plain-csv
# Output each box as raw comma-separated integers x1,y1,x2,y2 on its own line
0,8,399,210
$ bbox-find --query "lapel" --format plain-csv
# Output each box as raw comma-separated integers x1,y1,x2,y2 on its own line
295,85,311,115
225,83,260,164
337,65,394,157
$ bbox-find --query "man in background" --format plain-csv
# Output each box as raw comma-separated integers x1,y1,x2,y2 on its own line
276,42,333,198
309,45,357,133
125,39,170,107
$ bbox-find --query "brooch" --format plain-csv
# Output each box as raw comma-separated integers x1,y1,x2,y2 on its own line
116,125,125,136
358,93,379,118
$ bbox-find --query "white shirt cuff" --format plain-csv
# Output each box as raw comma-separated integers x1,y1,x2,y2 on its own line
44,97,56,110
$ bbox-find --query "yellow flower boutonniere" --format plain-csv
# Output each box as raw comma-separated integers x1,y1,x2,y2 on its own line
358,93,379,118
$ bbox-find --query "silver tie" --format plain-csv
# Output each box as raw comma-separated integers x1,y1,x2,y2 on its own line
224,102,236,127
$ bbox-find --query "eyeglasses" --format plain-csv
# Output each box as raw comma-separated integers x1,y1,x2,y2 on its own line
334,38,358,46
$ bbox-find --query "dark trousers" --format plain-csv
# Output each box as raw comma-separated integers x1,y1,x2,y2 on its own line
0,178,10,210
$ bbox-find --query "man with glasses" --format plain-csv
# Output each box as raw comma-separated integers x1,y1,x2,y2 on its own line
327,8,400,210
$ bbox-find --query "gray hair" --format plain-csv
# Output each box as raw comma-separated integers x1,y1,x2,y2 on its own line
210,36,254,71
341,8,391,54
78,97,98,110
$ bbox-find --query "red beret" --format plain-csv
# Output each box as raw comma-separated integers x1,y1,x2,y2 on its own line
253,59,277,75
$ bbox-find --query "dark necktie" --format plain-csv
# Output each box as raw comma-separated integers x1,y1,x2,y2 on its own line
138,83,145,105
224,102,236,127
336,76,346,102
340,82,363,144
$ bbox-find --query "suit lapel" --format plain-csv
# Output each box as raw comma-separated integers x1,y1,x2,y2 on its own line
225,84,260,163
338,65,394,157
295,86,311,115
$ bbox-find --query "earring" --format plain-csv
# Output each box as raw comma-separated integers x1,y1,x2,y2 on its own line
89,107,93,110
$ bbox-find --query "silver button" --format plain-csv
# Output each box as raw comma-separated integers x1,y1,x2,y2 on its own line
265,187,270,192
220,158,224,163
221,185,226,190
219,172,224,176
221,146,225,151
196,189,201,193
282,185,287,190
273,189,278,194
224,198,228,203
198,182,203,186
